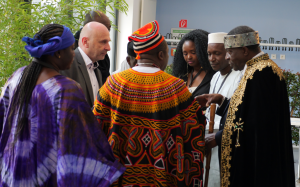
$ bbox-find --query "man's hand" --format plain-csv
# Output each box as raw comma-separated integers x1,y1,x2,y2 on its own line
195,94,224,107
205,133,217,156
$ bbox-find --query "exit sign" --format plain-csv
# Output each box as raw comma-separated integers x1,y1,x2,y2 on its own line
179,19,187,28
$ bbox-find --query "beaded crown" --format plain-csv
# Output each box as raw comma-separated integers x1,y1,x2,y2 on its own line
224,31,260,49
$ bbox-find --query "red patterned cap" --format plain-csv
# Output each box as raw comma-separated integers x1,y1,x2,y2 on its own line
128,20,165,59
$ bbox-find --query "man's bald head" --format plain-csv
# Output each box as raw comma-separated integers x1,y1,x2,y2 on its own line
79,22,111,62
84,10,111,31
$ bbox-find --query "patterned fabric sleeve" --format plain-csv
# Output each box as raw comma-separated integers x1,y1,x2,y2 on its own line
93,85,112,135
56,80,125,186
0,85,10,135
0,90,5,133
0,67,24,136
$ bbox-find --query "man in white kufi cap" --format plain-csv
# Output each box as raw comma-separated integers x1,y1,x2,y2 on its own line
205,33,241,127
204,32,241,186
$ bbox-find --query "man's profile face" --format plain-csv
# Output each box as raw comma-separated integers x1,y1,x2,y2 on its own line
225,48,246,71
87,30,111,62
207,43,229,71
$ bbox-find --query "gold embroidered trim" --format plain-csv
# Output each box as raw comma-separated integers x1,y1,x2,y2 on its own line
220,53,283,187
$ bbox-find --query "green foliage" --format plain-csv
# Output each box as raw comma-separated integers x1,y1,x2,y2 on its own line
282,69,300,117
0,0,128,89
291,126,299,146
164,64,173,75
282,69,300,145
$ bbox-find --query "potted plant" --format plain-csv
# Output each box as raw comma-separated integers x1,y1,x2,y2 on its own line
283,69,300,146
0,0,128,89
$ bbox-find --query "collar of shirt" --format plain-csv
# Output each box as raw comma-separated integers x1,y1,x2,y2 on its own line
78,47,99,70
239,51,265,82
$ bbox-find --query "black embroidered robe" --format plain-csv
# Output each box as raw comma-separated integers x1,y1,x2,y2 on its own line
219,54,295,187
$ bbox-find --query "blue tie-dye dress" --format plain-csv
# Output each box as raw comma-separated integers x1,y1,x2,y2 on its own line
0,67,126,187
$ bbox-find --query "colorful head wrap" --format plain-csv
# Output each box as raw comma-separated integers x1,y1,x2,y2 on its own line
128,20,165,59
22,25,75,58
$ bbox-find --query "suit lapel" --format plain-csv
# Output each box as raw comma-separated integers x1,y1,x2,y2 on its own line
75,48,94,104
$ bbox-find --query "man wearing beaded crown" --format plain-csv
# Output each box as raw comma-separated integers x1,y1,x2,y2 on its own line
93,20,206,187
204,32,241,185
196,26,295,187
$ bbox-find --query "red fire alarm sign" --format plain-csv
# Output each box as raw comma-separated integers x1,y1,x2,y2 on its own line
179,19,187,28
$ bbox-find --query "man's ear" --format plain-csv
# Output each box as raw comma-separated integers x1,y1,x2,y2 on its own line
158,51,164,60
81,37,89,48
242,46,249,56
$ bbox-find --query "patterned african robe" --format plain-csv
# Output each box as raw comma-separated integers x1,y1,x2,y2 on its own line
93,68,206,187
0,67,125,187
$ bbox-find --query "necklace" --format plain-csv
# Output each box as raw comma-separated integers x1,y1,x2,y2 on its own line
189,68,203,87
136,63,159,68
212,69,232,93
137,63,155,65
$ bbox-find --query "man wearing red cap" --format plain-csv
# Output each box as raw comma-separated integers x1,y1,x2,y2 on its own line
93,21,205,187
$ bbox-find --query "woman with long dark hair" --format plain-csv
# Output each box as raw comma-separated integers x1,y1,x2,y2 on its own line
172,29,215,97
0,24,125,186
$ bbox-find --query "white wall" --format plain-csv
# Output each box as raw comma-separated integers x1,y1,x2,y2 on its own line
140,0,156,26
106,5,117,73
115,0,141,70
156,0,300,71
115,0,157,70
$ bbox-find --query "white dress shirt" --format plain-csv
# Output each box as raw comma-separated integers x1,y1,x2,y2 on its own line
112,59,131,75
132,65,160,73
78,47,99,101
205,70,241,129
238,51,265,83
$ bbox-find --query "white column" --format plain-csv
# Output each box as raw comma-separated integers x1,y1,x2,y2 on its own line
115,0,141,70
298,128,300,183
106,5,117,73
140,0,157,26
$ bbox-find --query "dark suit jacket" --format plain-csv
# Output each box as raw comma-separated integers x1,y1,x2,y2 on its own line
98,54,110,83
61,48,103,107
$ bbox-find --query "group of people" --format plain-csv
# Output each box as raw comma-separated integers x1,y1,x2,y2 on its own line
0,9,295,187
